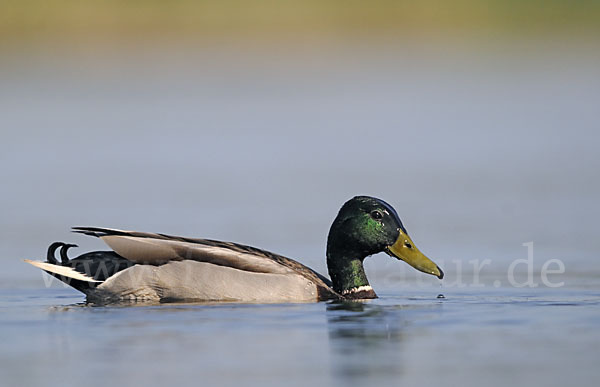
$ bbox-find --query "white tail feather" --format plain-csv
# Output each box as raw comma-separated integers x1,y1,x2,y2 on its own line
24,260,102,283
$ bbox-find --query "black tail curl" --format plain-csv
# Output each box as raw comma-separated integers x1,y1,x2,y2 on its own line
46,242,78,264
45,241,135,291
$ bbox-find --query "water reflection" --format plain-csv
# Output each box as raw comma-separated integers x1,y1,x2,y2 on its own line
326,301,411,383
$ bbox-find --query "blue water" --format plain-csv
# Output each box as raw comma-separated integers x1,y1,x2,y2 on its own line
1,286,598,387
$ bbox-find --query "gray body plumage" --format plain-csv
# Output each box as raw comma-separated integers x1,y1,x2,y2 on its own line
90,261,320,303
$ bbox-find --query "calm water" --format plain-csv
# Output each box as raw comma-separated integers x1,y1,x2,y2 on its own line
1,38,599,386
1,286,599,387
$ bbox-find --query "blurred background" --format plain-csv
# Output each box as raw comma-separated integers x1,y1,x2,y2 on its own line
1,0,599,288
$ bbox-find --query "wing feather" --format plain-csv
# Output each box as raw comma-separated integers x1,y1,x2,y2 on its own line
74,227,294,274
102,235,292,274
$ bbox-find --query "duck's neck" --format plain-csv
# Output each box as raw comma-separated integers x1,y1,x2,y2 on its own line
326,248,377,299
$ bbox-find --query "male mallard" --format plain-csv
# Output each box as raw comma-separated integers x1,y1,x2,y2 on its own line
26,196,443,303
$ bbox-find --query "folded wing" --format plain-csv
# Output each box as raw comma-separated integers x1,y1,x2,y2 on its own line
71,227,327,284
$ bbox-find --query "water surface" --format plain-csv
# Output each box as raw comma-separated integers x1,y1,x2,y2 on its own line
1,286,598,387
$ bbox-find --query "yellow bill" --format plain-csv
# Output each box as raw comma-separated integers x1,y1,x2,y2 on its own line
386,230,444,279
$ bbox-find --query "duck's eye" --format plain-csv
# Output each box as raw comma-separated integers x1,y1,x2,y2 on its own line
404,241,413,249
370,210,383,220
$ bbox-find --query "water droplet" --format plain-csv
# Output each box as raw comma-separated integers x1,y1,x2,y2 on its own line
437,294,445,299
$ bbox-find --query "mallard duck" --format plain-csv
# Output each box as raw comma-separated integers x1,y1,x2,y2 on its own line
25,196,443,303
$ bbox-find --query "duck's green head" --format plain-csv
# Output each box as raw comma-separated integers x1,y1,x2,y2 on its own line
327,196,443,296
